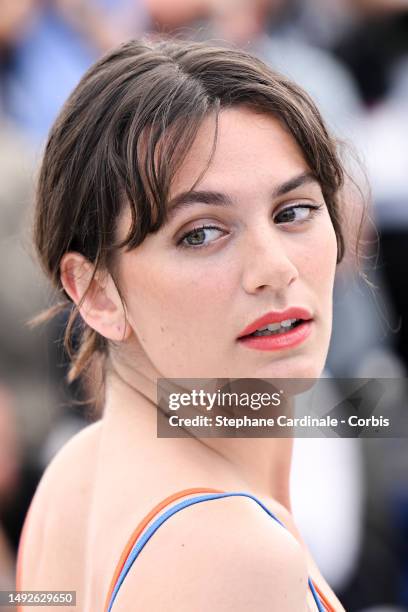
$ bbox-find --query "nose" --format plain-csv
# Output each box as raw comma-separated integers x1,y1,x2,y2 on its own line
240,226,299,295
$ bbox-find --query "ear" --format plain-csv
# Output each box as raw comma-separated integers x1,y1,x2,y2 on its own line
60,252,132,342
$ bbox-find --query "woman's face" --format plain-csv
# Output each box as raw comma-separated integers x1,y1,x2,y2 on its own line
115,106,338,380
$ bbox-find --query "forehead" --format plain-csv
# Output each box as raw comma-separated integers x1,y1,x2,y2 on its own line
169,106,309,198
115,106,313,241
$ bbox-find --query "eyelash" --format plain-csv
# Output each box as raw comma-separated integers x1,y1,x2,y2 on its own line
176,203,323,250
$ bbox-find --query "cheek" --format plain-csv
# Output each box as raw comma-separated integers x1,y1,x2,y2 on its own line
122,252,233,344
300,215,338,291
121,253,237,377
303,218,338,353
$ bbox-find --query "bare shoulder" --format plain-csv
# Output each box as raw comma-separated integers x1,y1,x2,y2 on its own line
23,419,102,521
112,492,309,612
17,420,103,590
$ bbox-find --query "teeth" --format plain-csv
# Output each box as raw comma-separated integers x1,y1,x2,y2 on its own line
280,318,297,328
257,318,297,332
251,318,299,337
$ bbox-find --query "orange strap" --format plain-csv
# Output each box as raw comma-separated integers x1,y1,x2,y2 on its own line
103,487,223,611
104,486,335,611
312,582,334,611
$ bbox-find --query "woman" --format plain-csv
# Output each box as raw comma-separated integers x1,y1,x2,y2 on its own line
16,37,351,610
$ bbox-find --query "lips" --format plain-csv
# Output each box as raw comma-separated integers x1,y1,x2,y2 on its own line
237,307,313,339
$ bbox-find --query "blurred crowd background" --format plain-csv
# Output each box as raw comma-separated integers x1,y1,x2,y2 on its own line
1,1,408,610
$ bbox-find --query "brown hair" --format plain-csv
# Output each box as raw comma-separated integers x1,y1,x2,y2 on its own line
33,36,348,391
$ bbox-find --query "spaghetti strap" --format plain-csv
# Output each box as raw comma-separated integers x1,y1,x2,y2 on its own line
104,488,333,612
104,487,222,611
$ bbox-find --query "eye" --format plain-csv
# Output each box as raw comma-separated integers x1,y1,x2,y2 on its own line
274,203,323,224
177,225,226,249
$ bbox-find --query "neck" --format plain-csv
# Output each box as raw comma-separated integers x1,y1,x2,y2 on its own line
103,359,294,510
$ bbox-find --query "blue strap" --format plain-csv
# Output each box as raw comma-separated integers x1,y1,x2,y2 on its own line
107,492,326,611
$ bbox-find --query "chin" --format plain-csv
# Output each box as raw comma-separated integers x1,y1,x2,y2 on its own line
253,355,324,398
251,352,326,381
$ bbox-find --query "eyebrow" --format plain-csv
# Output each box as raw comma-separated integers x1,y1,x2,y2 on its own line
166,171,318,221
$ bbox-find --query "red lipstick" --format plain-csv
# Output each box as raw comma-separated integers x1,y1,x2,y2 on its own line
237,307,313,352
